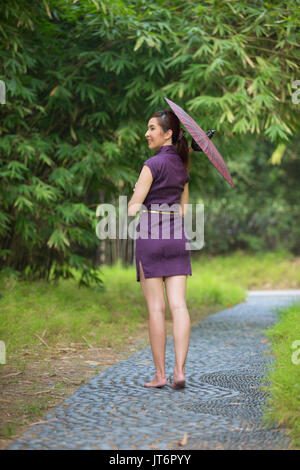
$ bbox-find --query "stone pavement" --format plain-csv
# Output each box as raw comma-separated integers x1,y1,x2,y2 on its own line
6,290,300,450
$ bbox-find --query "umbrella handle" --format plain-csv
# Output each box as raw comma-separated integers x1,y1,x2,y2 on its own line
191,130,216,152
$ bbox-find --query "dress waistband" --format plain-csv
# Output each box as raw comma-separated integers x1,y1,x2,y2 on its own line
141,209,180,215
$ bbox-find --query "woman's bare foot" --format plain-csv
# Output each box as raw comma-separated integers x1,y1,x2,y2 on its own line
171,371,186,389
144,376,167,388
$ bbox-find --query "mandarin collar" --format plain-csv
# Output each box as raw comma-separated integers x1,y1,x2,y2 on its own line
157,144,177,155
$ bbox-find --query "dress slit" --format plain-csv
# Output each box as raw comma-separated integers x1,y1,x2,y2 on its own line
139,260,146,281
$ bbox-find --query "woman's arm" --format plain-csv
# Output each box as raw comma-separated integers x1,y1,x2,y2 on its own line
128,165,153,216
179,182,189,217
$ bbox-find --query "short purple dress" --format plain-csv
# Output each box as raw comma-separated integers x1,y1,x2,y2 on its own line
135,144,192,282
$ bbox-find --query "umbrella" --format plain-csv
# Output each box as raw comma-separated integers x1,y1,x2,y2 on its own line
164,97,234,188
191,129,215,152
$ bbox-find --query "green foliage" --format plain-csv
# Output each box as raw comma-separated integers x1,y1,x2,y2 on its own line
262,301,300,448
0,0,299,284
196,134,300,255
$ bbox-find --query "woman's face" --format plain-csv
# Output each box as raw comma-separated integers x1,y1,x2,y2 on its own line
145,117,172,150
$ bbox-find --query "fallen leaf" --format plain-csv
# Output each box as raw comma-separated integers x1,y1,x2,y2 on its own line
82,335,93,349
28,419,57,426
1,371,22,379
261,339,270,343
34,333,51,349
32,389,54,395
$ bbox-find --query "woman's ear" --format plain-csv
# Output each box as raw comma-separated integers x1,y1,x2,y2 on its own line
166,128,173,141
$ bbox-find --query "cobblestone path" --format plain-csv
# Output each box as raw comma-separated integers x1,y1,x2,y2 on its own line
7,290,300,450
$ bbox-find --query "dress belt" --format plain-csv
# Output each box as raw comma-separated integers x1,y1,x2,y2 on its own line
141,210,180,215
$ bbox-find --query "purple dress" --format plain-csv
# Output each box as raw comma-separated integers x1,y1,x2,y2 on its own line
135,144,192,282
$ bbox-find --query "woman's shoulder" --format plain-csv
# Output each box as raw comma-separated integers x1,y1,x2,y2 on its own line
144,154,158,164
138,155,161,179
142,153,163,170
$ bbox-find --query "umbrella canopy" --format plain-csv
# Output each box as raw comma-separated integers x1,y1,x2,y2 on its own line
164,97,234,188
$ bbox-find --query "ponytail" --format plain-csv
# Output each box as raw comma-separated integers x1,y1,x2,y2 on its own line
175,133,190,174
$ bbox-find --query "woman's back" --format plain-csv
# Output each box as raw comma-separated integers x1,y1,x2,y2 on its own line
139,144,189,211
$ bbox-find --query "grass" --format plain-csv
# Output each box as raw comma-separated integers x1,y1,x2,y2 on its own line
0,254,249,357
0,263,147,355
262,301,300,449
191,248,300,290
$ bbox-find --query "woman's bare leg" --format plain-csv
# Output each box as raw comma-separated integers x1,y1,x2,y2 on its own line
164,275,190,387
139,261,167,387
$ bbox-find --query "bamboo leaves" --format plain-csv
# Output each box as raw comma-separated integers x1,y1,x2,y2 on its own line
47,229,70,250
2,161,28,181
0,0,299,284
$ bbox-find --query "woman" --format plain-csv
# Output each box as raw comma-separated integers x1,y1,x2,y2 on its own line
128,110,192,390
